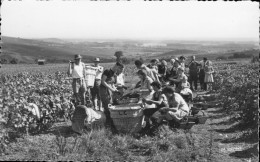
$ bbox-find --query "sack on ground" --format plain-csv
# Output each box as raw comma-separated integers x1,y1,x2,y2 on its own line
71,105,106,134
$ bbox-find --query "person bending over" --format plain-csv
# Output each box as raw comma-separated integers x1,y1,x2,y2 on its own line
152,86,190,128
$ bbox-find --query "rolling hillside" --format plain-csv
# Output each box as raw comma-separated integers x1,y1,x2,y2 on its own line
1,36,117,63
1,36,258,64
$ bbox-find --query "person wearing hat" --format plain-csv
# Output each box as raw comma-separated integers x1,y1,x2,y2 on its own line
90,58,104,111
67,54,87,105
151,86,190,128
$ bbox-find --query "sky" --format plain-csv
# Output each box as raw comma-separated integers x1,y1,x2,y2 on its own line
1,0,259,42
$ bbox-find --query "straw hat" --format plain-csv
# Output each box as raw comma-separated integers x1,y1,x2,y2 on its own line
74,54,82,60
94,58,100,62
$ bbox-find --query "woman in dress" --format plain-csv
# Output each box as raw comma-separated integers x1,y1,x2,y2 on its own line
204,60,214,91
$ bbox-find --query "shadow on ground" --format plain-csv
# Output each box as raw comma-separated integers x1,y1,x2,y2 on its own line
221,130,259,144
229,144,259,159
41,122,79,138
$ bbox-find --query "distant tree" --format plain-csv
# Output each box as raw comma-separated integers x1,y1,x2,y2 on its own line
10,58,18,64
251,56,259,63
0,58,8,64
114,51,123,63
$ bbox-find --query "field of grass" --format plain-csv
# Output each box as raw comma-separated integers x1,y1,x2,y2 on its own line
0,62,259,161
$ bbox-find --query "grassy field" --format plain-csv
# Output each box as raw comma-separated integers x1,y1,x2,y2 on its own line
0,62,258,161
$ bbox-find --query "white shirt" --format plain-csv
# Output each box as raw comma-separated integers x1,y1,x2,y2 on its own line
200,61,206,69
116,73,125,86
72,62,85,78
92,65,104,80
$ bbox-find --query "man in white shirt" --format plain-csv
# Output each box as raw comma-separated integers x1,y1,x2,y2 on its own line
67,54,87,105
90,58,104,111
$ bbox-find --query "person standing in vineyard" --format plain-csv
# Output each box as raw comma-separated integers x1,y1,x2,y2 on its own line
90,58,104,111
188,56,200,91
204,60,214,91
100,62,124,127
67,54,87,105
199,57,207,91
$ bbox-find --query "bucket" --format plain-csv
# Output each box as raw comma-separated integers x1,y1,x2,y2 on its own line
108,104,144,134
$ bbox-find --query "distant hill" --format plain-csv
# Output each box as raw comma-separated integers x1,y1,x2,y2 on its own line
0,36,115,63
152,49,200,58
1,36,258,64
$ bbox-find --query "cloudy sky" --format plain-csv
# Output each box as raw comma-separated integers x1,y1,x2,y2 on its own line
1,0,259,41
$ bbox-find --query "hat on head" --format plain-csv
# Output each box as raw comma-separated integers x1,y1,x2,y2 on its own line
74,54,82,60
179,56,186,60
94,58,100,62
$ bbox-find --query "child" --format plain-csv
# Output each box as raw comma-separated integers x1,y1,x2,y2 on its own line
204,61,214,91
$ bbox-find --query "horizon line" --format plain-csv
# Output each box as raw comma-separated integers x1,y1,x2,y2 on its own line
2,35,259,42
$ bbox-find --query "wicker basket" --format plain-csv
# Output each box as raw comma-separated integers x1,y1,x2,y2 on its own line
197,111,208,124
85,66,97,87
108,104,144,134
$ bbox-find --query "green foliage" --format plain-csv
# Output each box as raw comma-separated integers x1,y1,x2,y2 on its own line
212,63,259,129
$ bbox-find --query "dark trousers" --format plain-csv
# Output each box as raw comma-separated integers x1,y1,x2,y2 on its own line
199,70,206,90
99,86,113,123
189,73,198,90
90,79,102,110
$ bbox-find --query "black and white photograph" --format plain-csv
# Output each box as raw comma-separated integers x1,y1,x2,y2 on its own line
0,0,259,161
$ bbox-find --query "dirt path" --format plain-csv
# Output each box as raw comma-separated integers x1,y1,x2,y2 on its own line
195,106,258,162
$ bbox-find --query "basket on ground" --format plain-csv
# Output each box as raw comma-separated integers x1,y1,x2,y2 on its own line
85,66,97,87
108,104,144,134
196,111,208,124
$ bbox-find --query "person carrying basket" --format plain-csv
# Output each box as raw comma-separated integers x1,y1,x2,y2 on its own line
90,58,104,111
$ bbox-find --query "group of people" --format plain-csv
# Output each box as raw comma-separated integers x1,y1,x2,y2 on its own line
67,54,215,130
